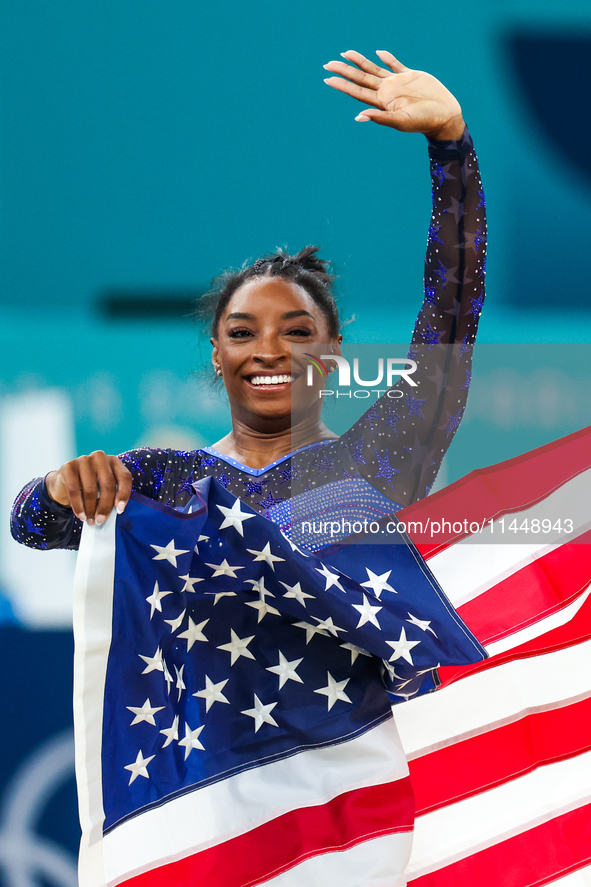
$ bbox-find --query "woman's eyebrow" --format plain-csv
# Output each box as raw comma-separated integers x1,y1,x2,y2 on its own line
225,310,314,321
281,310,314,320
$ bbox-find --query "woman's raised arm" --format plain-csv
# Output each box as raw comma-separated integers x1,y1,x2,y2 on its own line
326,51,486,507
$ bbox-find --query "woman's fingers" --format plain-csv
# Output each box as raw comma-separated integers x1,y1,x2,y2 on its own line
111,456,133,515
323,76,381,108
323,60,383,91
46,452,132,525
340,50,392,79
375,50,408,74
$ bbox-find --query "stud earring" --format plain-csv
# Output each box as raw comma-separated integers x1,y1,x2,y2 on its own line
216,368,223,377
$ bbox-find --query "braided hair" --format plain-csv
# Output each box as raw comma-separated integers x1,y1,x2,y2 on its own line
195,246,340,338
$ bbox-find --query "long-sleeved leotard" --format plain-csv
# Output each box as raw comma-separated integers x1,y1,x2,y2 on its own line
11,128,486,552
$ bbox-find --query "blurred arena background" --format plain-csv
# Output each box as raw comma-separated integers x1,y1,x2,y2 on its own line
1,0,590,882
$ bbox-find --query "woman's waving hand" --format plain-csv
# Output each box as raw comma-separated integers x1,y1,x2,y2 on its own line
323,49,465,140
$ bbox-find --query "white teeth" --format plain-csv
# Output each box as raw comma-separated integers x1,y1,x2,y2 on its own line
249,374,295,386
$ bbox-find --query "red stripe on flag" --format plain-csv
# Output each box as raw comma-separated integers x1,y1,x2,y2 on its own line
120,778,415,887
438,590,591,690
408,802,591,887
456,534,591,645
398,425,591,558
410,695,591,816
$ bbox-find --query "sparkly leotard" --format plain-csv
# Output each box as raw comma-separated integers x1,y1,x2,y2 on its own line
11,129,486,553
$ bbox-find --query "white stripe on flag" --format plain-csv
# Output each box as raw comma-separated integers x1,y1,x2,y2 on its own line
102,717,409,884
486,583,591,657
74,517,117,887
406,752,591,877
262,832,411,887
548,863,591,886
393,638,591,757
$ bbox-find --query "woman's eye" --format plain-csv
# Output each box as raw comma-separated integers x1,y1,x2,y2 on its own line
227,328,253,339
287,328,312,337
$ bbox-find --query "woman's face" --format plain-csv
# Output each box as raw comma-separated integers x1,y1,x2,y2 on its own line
211,276,341,430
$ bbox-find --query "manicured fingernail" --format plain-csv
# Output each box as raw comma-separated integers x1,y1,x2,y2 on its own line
87,518,95,526
78,512,86,522
116,501,126,514
96,514,106,525
355,114,370,122
340,52,350,57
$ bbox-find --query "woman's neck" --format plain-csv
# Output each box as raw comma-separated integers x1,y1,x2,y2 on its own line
210,418,338,469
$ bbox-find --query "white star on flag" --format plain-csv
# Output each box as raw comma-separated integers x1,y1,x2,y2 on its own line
205,559,245,578
293,621,330,644
150,539,190,567
315,563,345,592
145,581,172,619
159,714,179,748
205,590,238,605
361,569,396,598
312,615,347,637
245,598,281,623
314,672,352,711
193,534,209,555
124,750,155,785
164,609,186,633
193,675,230,711
139,647,164,674
281,533,309,557
407,612,437,636
217,630,256,665
246,542,285,570
179,573,204,593
126,698,165,726
340,642,372,665
174,663,186,700
245,576,274,599
163,660,173,694
279,581,315,607
241,695,279,732
266,651,304,689
385,627,421,664
178,722,205,759
352,594,383,629
216,498,256,536
178,616,209,650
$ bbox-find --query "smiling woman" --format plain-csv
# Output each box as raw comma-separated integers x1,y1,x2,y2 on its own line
9,49,487,887
11,49,486,547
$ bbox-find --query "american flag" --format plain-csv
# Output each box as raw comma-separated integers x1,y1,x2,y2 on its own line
73,474,485,887
395,424,591,887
